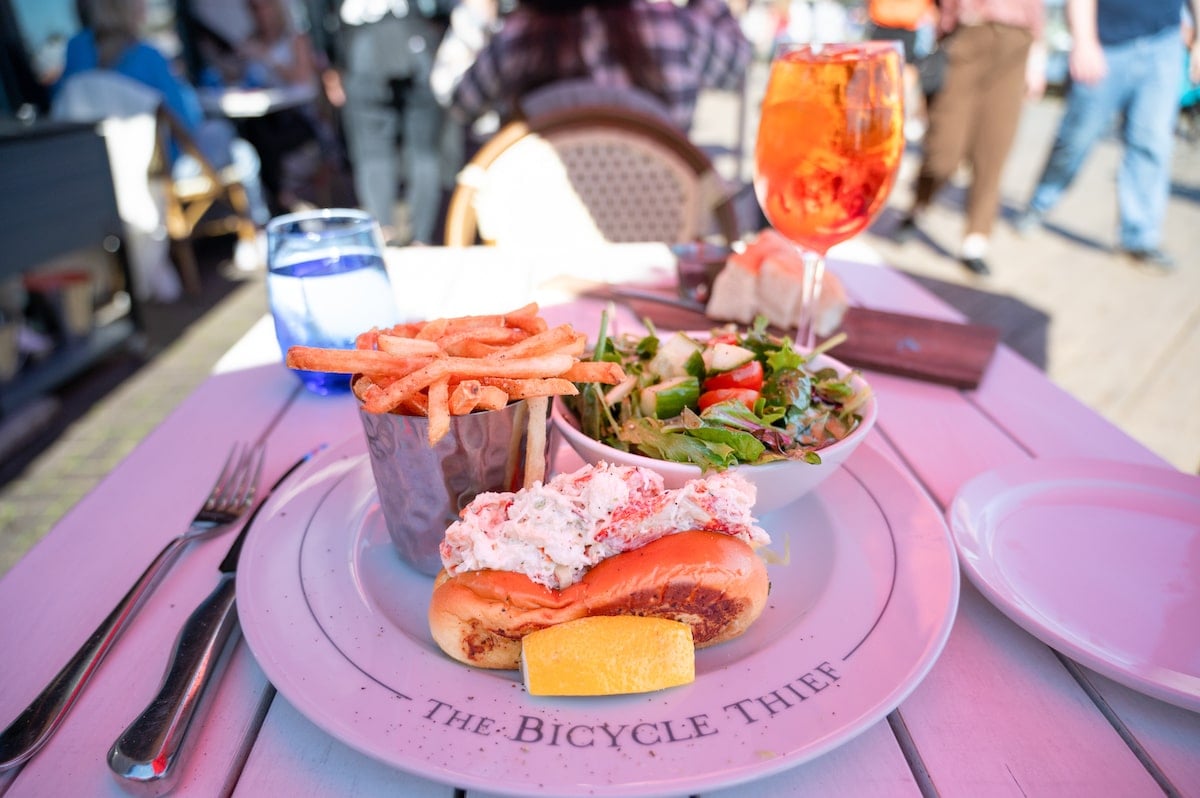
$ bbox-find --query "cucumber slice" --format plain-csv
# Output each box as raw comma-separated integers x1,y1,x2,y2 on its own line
604,375,637,406
639,376,700,418
648,332,703,379
703,343,756,373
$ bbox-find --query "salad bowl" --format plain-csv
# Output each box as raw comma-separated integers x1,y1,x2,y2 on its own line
552,340,877,514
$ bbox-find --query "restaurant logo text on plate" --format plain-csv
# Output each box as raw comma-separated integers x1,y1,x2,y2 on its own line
411,659,841,749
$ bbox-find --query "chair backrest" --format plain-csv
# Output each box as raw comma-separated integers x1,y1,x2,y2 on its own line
51,70,257,297
517,80,676,127
50,71,183,300
444,104,740,247
51,70,164,234
51,69,161,121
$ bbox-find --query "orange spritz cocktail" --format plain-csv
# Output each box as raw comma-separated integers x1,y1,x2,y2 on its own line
754,42,905,255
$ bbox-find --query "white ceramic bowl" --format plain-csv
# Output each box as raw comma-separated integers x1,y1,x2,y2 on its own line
552,352,877,514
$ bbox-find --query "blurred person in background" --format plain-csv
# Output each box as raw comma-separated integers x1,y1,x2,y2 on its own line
863,0,939,140
894,0,1046,276
1182,10,1199,139
777,0,851,47
200,0,342,212
336,0,452,245
432,0,753,135
1014,0,1200,272
56,0,271,223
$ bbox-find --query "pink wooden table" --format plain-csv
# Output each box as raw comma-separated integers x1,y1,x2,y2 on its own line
1,245,1196,797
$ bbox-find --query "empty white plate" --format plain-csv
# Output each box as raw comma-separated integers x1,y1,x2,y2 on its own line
950,457,1200,712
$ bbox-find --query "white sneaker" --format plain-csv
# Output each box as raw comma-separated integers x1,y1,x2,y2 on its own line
904,118,927,143
233,234,266,272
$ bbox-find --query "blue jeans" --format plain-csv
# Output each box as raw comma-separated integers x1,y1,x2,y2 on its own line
1027,26,1183,251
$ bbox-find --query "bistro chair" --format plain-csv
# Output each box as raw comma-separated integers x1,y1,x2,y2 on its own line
151,107,260,292
52,70,258,299
516,79,676,125
444,104,741,247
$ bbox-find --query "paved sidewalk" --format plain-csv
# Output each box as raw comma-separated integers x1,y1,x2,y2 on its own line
2,82,1197,578
860,97,1200,475
0,278,268,575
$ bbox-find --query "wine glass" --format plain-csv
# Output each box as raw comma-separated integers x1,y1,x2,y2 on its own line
754,41,906,350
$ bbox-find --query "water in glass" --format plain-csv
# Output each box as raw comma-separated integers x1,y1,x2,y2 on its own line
267,210,401,394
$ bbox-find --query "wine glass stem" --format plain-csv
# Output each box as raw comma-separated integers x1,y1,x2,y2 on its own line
794,247,825,352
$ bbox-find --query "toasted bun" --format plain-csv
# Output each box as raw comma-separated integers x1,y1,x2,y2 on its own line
428,531,769,669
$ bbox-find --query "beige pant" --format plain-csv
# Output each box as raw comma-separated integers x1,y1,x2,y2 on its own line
914,23,1033,238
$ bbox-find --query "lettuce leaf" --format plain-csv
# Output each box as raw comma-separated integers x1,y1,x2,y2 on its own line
617,418,740,470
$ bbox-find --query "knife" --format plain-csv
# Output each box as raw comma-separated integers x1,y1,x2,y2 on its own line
107,446,324,791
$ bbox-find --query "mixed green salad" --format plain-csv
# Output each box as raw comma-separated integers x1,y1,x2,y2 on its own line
566,314,872,470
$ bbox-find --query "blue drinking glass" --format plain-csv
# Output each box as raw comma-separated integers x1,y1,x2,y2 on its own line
266,209,401,395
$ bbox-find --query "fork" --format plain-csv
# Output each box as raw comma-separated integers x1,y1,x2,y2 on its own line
0,442,265,772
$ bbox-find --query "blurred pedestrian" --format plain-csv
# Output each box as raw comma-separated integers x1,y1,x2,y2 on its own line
863,0,939,140
1182,10,1200,139
336,1,451,244
1014,0,1200,272
432,0,753,135
778,0,851,47
895,0,1046,276
229,0,343,211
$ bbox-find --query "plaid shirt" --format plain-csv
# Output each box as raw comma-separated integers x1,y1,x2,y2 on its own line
448,0,751,131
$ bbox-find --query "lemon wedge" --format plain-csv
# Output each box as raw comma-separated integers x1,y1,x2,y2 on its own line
521,616,695,696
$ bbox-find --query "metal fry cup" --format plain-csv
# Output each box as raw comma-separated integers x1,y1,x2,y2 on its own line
357,396,551,576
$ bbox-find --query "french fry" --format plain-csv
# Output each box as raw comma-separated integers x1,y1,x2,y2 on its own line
420,304,536,338
415,318,451,341
355,328,383,350
486,324,584,360
503,302,540,319
444,353,578,379
364,353,577,414
444,340,505,358
475,386,510,411
479,377,578,399
438,313,509,334
381,322,424,338
444,302,547,333
562,360,626,384
448,380,483,415
286,346,435,377
353,373,427,414
427,377,451,446
523,396,549,489
438,326,528,352
503,303,549,334
398,392,429,416
363,359,452,413
295,307,625,450
351,373,379,404
376,335,444,358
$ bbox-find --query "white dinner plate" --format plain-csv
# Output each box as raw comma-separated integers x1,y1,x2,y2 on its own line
950,458,1200,712
238,434,959,796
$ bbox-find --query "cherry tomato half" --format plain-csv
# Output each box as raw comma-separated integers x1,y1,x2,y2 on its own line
703,360,764,392
707,331,739,346
698,388,759,412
